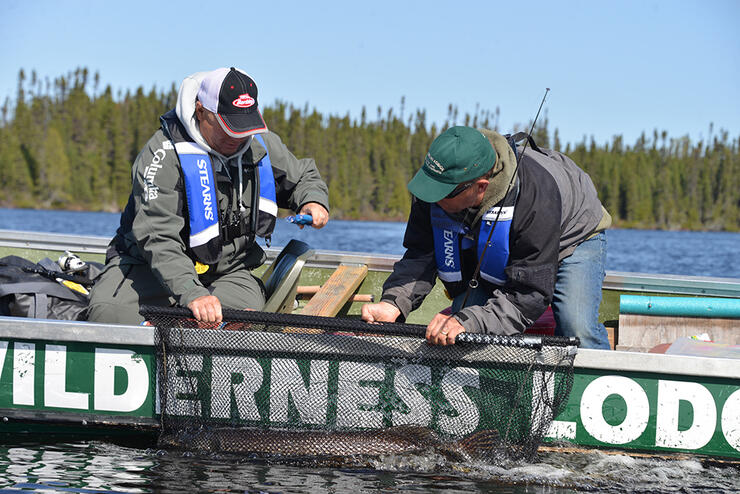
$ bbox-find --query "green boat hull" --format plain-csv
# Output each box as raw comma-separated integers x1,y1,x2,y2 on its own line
0,318,738,460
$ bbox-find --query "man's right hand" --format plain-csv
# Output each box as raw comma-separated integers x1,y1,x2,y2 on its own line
361,301,401,323
187,295,223,323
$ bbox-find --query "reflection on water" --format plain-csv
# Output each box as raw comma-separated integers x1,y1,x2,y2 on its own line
0,439,737,493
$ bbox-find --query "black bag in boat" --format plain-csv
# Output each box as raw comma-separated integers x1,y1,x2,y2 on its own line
0,255,103,320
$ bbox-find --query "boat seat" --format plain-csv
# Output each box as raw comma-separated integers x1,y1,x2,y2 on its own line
300,263,368,317
261,240,315,313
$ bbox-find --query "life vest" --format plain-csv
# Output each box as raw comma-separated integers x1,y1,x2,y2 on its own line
175,141,222,264
431,184,517,287
174,136,278,264
253,134,278,239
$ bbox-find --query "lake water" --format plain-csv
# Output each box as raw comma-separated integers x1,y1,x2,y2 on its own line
1,439,738,493
1,208,739,278
0,208,739,493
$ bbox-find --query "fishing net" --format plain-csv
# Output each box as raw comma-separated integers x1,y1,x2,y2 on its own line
144,306,578,464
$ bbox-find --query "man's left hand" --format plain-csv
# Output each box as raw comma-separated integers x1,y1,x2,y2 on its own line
299,202,329,229
426,312,466,345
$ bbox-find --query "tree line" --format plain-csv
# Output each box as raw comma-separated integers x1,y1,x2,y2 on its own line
1,68,737,231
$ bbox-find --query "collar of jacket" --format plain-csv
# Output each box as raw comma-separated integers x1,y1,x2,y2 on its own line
474,129,517,226
247,134,267,164
162,109,269,176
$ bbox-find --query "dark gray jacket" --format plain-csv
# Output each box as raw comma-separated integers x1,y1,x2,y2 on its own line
381,134,607,335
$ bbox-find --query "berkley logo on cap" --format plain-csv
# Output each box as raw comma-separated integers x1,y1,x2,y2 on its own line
232,93,255,108
424,152,445,174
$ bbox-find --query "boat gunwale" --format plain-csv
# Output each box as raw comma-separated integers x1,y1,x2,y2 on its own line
2,229,740,296
1,317,739,380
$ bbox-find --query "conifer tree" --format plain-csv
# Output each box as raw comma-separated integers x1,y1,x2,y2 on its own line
0,126,34,207
2,67,738,232
38,125,72,206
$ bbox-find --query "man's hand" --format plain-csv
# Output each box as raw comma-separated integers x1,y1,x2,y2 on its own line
426,312,466,345
361,301,401,323
299,202,329,229
187,295,223,323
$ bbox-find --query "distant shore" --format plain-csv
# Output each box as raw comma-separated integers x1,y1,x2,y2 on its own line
1,205,737,232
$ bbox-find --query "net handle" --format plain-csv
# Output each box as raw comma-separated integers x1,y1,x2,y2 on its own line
141,305,579,349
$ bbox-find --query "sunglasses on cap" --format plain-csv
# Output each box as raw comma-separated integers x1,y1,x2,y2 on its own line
445,181,475,199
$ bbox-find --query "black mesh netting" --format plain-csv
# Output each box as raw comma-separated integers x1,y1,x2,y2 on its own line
144,306,578,464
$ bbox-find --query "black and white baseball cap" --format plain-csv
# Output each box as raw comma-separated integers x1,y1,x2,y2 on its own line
197,67,267,138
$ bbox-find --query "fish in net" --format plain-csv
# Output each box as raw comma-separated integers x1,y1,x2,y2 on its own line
144,306,578,465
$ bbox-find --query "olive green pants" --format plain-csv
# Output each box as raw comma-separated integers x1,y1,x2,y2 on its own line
87,259,265,325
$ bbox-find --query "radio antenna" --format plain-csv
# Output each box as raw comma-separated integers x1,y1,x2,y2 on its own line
519,88,550,158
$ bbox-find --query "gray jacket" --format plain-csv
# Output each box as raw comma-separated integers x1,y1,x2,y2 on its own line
381,132,607,335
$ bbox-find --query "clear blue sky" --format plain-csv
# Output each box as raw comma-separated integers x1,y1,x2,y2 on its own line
1,0,738,147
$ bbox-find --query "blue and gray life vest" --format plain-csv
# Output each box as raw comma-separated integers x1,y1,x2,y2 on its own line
175,136,277,265
253,134,278,239
431,185,518,286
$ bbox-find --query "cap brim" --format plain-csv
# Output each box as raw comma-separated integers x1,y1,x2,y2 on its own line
217,110,268,138
407,168,457,203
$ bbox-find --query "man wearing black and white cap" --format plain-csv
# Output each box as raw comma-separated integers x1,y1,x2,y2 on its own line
88,67,329,325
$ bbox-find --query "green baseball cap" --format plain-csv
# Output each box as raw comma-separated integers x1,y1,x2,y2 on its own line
407,126,497,203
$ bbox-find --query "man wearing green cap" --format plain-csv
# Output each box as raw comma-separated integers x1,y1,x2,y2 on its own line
361,126,611,349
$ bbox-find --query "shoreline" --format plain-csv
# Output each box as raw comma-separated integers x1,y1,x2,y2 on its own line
1,206,737,233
